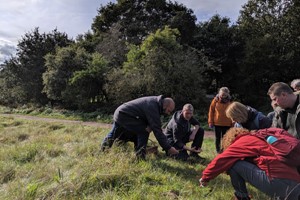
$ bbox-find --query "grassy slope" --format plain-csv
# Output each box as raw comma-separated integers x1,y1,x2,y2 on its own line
0,116,269,200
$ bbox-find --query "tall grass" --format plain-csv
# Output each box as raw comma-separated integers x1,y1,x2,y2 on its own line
0,116,270,200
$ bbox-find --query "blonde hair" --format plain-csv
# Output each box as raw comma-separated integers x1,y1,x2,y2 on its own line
221,127,249,150
225,101,248,123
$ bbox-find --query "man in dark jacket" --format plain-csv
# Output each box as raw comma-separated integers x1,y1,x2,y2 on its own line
100,95,179,159
268,82,300,138
164,104,204,160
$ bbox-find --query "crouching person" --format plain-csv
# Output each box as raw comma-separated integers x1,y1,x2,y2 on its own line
164,104,204,161
199,127,300,200
100,95,179,159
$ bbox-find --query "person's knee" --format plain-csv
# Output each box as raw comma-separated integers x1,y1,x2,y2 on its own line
198,127,204,134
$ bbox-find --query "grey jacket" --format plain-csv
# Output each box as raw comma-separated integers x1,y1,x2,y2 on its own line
113,95,171,150
272,94,300,139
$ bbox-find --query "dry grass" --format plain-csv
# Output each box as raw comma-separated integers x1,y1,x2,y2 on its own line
0,116,269,200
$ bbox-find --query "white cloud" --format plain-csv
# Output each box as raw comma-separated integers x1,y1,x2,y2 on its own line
0,39,17,64
0,0,112,44
0,0,248,63
172,0,248,22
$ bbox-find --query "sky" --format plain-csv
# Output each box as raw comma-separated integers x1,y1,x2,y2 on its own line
0,0,248,64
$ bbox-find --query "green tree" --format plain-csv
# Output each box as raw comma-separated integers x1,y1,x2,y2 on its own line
43,46,109,109
237,0,300,106
94,23,129,68
0,28,73,106
193,15,243,93
43,46,89,107
0,58,27,106
69,53,109,108
106,26,212,110
92,0,197,45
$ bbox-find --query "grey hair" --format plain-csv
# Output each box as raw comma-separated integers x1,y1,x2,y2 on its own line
183,103,194,112
219,87,230,94
291,79,300,88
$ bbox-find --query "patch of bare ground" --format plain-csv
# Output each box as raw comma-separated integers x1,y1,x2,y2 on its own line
0,113,214,138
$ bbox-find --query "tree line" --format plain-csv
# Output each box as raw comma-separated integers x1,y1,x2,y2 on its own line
0,0,299,114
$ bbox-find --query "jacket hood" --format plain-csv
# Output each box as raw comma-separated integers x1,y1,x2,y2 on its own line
247,106,258,121
172,110,183,123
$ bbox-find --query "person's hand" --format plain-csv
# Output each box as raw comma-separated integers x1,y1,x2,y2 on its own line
191,147,202,153
209,123,214,129
199,178,208,187
168,147,179,155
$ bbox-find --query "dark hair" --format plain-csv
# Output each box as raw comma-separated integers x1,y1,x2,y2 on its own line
268,82,293,96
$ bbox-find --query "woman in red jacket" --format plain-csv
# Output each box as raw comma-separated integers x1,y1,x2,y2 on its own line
208,87,232,153
199,128,300,200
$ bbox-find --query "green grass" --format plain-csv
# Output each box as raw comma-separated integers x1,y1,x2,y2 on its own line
0,105,113,123
0,105,210,130
0,116,270,200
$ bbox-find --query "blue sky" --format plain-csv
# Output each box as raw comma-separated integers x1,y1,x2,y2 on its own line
0,0,248,63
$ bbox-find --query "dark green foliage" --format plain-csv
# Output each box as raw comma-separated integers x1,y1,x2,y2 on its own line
236,0,300,107
193,15,243,94
0,58,27,106
94,23,129,68
106,27,211,110
92,0,197,45
43,46,109,109
0,28,73,106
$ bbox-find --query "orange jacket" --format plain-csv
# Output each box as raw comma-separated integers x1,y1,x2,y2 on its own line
208,97,232,126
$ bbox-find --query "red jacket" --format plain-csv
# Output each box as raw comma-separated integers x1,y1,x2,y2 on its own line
201,135,300,183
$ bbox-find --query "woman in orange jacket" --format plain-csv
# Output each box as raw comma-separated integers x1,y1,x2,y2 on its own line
208,87,232,153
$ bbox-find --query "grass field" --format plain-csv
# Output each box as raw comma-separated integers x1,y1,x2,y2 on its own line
0,116,270,200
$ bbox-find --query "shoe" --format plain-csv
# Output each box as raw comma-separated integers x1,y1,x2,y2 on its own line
233,194,251,200
189,153,205,160
216,150,223,154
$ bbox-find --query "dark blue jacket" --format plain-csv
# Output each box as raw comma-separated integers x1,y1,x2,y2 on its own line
113,95,171,150
241,106,272,130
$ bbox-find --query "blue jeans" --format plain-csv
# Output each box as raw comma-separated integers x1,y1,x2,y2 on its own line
228,161,300,200
100,122,150,159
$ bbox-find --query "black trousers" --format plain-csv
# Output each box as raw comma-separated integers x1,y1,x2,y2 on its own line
214,125,230,152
